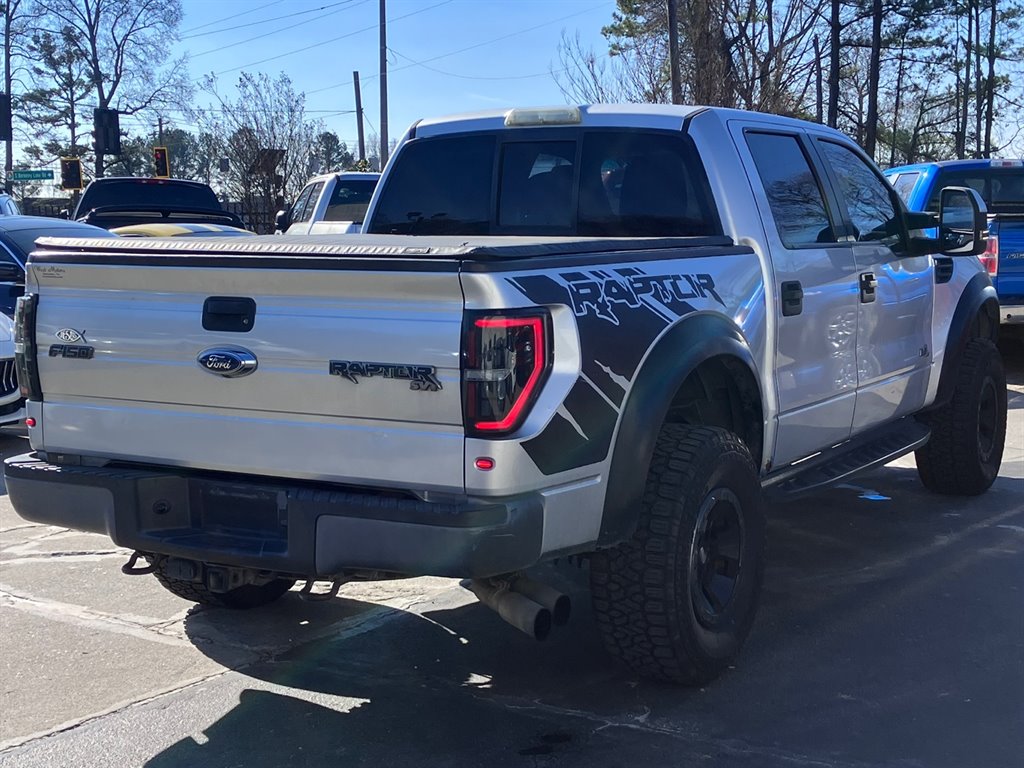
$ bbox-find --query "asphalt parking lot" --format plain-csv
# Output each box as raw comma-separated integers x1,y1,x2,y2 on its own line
1,340,1021,768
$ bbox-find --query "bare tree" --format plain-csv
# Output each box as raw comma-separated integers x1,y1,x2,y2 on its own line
3,0,40,191
193,72,323,232
32,0,191,177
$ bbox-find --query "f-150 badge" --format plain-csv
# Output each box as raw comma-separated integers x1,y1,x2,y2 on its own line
329,360,442,392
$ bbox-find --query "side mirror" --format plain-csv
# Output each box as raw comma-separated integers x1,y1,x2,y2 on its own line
939,186,987,256
274,208,291,233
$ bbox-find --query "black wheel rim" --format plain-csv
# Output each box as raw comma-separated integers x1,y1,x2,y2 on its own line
690,488,744,629
977,375,999,462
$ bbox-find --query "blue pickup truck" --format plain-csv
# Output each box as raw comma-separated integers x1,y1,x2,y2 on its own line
885,159,1023,332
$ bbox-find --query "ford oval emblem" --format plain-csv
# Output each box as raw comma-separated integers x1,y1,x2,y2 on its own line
197,347,258,378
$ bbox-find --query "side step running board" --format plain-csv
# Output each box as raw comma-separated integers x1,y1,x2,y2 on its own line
764,417,930,498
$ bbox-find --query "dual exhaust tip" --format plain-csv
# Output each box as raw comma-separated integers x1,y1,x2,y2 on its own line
467,575,570,642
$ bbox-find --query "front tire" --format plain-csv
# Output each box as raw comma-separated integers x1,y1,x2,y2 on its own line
590,425,766,685
916,338,1006,495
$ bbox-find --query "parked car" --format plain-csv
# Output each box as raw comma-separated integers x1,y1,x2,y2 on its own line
73,177,246,231
275,171,379,234
0,215,116,317
0,193,20,216
885,159,1023,331
0,312,24,426
111,223,255,238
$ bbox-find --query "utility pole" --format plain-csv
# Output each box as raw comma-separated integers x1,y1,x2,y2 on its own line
379,0,389,169
158,116,164,146
353,71,366,162
667,0,682,105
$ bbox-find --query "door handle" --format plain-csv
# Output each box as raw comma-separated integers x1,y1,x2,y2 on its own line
780,280,803,317
203,296,257,332
859,272,877,303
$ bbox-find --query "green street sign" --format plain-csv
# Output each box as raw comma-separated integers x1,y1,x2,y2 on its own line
10,169,54,181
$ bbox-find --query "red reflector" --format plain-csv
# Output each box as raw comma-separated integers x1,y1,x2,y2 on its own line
979,235,998,276
474,457,495,471
25,417,36,428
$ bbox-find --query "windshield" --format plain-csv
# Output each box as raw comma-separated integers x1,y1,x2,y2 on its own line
77,179,221,213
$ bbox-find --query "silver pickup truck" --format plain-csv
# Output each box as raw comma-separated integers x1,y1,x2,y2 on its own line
5,105,1006,684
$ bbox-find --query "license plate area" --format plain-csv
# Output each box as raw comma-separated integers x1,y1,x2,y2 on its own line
190,480,288,539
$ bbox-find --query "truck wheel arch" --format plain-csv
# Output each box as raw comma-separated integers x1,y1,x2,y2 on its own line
932,271,1000,411
597,314,764,547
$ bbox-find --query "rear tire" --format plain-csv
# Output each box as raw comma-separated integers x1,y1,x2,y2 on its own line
153,567,295,609
916,338,1006,495
590,425,766,685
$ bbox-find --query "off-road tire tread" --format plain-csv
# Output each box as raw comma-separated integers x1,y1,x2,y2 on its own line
153,569,295,609
916,338,1006,495
590,424,764,685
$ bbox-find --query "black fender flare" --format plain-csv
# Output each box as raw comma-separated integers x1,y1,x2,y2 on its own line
597,313,763,546
931,271,999,410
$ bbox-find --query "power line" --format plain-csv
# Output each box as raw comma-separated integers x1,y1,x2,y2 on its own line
212,0,454,78
183,0,358,41
191,0,369,59
307,1,610,95
388,47,568,82
179,0,279,35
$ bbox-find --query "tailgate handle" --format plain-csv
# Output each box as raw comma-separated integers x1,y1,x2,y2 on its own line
203,296,256,332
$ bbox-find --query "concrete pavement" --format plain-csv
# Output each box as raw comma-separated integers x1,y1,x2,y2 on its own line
1,339,1021,767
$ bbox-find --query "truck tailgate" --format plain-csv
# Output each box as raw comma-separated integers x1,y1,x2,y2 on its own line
29,242,466,491
993,214,1024,303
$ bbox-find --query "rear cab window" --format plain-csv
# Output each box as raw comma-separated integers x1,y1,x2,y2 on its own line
77,180,220,212
926,166,1024,214
324,179,377,222
367,130,721,238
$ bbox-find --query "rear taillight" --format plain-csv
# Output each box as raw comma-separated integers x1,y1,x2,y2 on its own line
979,234,999,276
463,310,551,437
14,294,42,400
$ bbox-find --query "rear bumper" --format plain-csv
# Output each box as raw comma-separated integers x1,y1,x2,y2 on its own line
3,453,544,579
999,301,1024,324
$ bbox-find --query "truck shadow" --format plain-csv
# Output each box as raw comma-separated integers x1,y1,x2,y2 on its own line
147,465,1024,768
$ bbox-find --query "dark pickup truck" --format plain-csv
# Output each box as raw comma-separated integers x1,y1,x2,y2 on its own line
73,177,246,230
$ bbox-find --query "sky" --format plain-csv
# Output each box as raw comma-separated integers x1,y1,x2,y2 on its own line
149,0,619,150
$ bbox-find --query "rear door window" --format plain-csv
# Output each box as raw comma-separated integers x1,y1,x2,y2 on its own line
746,132,837,248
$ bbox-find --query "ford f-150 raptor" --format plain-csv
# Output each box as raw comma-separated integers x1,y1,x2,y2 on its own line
5,105,1006,684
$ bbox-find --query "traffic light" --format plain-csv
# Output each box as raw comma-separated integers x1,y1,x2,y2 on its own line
92,108,121,155
0,92,11,142
153,146,170,178
60,157,83,191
